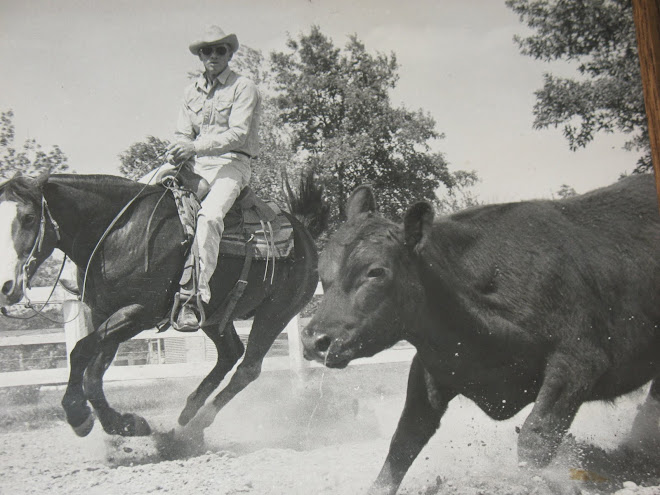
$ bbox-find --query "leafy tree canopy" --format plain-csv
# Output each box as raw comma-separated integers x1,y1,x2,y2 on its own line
269,26,457,222
1,110,69,177
119,27,475,227
118,135,170,180
506,0,650,172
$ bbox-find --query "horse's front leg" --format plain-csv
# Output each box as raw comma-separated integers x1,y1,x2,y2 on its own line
61,331,101,437
85,341,151,436
62,304,148,437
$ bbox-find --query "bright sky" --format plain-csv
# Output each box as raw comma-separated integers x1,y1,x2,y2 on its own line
0,0,642,203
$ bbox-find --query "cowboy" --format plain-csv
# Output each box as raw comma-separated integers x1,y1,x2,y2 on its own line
142,25,261,331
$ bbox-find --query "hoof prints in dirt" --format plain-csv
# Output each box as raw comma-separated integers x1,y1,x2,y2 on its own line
104,429,210,466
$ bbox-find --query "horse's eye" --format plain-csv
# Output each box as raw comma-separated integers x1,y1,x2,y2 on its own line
22,214,37,226
367,267,386,278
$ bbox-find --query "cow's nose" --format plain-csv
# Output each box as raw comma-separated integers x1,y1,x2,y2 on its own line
313,334,332,353
1,280,14,296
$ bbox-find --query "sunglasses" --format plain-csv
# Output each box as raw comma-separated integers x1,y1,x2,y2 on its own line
199,45,230,57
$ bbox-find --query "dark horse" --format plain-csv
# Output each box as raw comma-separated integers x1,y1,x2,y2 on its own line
0,172,324,438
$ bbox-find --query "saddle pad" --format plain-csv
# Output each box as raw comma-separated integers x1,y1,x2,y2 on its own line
166,180,294,260
221,201,294,259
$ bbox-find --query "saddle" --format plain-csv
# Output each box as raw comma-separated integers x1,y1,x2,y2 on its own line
166,180,295,262
161,176,295,331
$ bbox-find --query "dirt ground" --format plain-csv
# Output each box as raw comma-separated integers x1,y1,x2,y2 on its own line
1,363,659,495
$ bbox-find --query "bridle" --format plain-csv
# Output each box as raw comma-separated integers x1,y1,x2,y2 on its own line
23,195,61,286
0,195,65,322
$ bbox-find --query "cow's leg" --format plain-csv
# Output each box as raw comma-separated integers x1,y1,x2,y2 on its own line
518,349,607,467
177,322,245,426
70,305,148,436
627,376,660,451
369,355,455,495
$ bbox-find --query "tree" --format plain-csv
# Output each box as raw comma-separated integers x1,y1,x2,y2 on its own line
556,184,578,199
506,0,651,172
0,110,69,177
269,26,458,223
435,170,481,214
118,135,170,180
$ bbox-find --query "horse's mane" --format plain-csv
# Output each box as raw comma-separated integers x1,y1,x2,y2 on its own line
0,175,42,205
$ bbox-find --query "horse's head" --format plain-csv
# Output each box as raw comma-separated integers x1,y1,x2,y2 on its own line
0,172,58,305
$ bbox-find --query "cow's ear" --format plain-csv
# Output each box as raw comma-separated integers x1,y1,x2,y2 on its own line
346,185,376,220
404,202,434,253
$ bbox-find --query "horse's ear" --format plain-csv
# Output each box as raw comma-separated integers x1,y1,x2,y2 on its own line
404,202,434,253
35,169,51,190
346,185,376,220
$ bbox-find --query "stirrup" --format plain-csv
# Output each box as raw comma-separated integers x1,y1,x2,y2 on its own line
170,291,206,331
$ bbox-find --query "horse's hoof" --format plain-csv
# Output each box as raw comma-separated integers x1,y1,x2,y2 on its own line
177,407,195,427
72,413,95,437
173,424,205,447
132,414,152,436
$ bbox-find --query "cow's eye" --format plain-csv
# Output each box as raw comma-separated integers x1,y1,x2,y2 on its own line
367,267,386,278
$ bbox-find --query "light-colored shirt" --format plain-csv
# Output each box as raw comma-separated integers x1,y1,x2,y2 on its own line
175,66,261,164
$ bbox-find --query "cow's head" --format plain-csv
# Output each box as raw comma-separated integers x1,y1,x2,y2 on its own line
0,172,56,306
301,186,433,368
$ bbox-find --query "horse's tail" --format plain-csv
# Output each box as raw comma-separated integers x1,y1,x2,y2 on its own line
283,168,329,240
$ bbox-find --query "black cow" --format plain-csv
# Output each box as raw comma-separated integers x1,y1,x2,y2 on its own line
301,173,660,494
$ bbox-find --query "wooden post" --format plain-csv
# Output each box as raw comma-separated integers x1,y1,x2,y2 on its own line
60,265,94,370
286,314,309,376
632,0,660,204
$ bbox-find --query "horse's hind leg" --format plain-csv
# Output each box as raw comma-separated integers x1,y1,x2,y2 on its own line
178,322,245,426
183,298,298,433
627,376,660,452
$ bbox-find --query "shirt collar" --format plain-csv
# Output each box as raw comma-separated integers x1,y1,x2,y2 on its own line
197,66,233,92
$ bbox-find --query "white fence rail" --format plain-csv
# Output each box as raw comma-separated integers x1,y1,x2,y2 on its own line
0,285,415,388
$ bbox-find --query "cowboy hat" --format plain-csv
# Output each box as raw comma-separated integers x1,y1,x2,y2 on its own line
189,25,239,55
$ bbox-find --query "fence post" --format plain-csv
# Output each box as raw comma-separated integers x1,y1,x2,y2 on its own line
286,314,309,377
59,280,94,371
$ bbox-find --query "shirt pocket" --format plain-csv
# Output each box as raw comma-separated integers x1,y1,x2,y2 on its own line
213,99,232,125
186,97,204,114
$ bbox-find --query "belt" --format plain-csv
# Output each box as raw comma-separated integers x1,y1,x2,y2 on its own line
229,150,253,159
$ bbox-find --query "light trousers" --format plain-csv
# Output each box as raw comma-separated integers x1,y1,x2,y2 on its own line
140,155,251,303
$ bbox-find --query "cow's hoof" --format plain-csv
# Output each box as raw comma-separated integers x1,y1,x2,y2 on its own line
71,413,95,437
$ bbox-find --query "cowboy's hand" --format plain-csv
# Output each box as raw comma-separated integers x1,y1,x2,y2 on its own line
167,142,196,164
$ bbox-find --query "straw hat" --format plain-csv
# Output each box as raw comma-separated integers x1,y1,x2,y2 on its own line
188,25,239,55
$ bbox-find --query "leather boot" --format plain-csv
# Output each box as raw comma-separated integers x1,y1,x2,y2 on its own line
174,292,201,332
176,303,201,332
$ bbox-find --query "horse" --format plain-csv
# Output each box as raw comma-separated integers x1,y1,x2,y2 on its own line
0,171,326,439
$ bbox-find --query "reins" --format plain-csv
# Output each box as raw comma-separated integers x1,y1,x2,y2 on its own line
1,173,160,323
79,179,156,302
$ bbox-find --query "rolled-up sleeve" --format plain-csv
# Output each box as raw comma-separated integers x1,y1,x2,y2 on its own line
193,79,260,156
